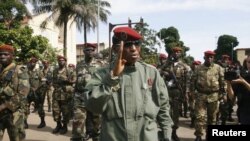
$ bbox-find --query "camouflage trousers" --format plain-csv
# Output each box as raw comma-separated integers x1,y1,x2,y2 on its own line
168,88,182,130
194,93,218,137
52,99,71,123
0,110,23,141
71,107,101,140
46,86,54,110
71,107,87,139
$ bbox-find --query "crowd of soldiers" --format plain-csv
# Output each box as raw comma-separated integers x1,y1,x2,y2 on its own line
157,49,242,141
0,27,245,141
0,43,107,141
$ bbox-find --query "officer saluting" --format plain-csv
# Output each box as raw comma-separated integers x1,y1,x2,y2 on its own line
84,26,173,141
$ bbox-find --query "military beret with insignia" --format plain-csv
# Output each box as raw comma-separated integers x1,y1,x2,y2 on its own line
112,26,142,44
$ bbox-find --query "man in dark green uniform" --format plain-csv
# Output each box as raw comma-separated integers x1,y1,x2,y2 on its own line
84,27,173,141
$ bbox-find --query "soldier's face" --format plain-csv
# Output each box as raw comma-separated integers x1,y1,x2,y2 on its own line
122,41,141,65
58,59,66,67
84,47,95,58
204,55,214,65
0,51,13,66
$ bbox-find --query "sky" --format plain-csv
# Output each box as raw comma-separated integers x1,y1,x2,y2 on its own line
76,0,250,61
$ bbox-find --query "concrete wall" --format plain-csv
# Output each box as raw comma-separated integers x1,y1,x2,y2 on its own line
28,13,76,65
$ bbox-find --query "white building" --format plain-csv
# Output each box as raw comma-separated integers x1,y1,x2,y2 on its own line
27,13,77,65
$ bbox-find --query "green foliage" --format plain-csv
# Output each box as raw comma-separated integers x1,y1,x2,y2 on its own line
158,26,189,56
134,22,159,64
0,23,57,63
214,34,239,62
0,0,30,29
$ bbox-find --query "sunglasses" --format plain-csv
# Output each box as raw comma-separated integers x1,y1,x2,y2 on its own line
124,40,142,48
0,52,11,56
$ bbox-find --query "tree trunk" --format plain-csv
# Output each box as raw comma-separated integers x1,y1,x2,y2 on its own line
63,20,68,58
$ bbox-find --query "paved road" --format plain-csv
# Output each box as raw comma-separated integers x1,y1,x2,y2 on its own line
3,103,238,141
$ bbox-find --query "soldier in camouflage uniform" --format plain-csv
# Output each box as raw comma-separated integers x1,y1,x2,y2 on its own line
25,57,43,129
159,47,190,141
42,60,54,112
52,55,76,134
84,27,173,141
191,51,226,141
188,60,201,128
71,43,104,141
0,44,30,141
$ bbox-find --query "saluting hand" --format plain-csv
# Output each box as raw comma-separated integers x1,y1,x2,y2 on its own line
112,41,127,76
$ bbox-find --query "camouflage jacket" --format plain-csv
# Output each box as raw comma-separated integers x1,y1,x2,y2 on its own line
160,60,191,93
28,67,42,92
191,63,225,94
84,61,173,141
52,66,76,100
0,63,30,112
75,58,104,92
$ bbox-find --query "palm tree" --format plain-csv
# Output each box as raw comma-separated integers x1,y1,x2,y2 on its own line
74,0,111,47
29,0,88,58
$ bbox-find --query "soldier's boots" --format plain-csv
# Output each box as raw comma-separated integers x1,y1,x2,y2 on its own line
60,123,68,134
24,119,29,129
172,130,180,141
194,136,202,141
52,121,62,134
37,117,46,128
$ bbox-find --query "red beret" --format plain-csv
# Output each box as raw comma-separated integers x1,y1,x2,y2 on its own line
84,43,97,49
29,57,38,63
57,55,67,61
204,50,215,56
0,44,14,53
113,26,142,41
172,47,182,52
222,54,230,59
192,60,201,65
159,53,168,59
